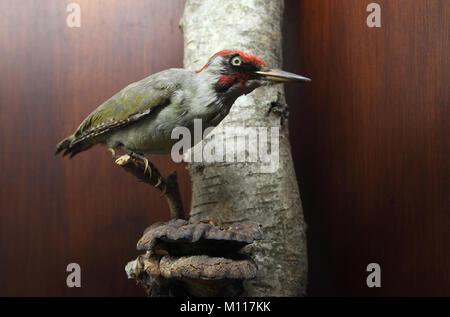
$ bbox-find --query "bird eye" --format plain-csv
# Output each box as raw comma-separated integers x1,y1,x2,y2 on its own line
230,56,242,66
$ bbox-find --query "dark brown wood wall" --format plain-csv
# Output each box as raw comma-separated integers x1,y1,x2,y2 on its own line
284,0,449,296
0,0,448,296
0,0,188,296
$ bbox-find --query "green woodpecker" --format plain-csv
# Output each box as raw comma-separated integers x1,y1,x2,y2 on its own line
56,50,310,159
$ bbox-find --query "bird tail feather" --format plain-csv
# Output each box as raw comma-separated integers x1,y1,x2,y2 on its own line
55,135,93,158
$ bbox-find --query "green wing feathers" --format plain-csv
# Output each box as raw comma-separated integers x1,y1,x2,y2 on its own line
55,73,177,158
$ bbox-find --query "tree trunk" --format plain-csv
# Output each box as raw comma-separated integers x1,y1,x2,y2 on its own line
180,0,308,296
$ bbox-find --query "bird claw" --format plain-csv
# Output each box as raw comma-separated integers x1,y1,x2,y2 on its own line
155,177,162,188
107,148,116,157
108,148,121,159
115,154,131,166
129,152,152,177
144,160,151,178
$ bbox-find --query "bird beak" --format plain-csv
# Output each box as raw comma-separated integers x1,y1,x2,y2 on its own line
255,69,311,83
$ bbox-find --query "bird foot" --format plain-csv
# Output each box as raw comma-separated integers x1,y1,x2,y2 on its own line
115,154,131,166
129,152,152,177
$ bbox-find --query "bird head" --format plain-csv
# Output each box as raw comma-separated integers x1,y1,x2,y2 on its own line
196,49,311,96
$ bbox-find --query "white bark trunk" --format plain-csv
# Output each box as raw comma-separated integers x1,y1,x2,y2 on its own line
180,0,308,296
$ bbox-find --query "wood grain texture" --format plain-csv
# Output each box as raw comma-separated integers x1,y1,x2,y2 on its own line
0,0,187,296
284,0,449,296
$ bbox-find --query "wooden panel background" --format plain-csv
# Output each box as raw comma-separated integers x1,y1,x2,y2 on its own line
0,0,448,296
284,0,449,296
0,0,188,296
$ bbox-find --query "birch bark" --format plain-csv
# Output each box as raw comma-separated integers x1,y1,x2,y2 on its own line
180,0,308,296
